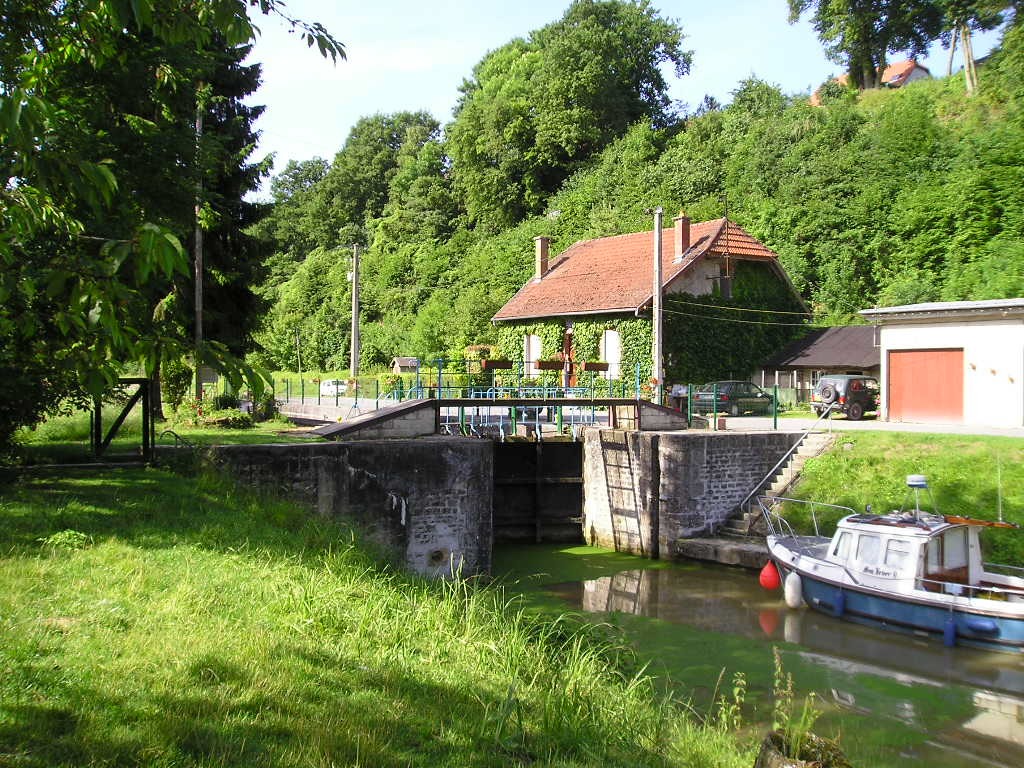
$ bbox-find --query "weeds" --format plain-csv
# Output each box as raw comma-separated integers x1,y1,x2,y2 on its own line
771,647,820,759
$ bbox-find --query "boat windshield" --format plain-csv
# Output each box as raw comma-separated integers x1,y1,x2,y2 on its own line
922,526,970,587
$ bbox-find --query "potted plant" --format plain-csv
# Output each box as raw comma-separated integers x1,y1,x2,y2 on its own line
581,361,609,372
480,359,513,371
536,358,564,370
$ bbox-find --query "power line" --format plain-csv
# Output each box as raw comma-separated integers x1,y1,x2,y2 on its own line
659,306,826,328
665,298,811,317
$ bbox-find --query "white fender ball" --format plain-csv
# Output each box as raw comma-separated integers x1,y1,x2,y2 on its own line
784,571,804,609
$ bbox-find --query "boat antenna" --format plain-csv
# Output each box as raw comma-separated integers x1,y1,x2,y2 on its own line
906,474,929,520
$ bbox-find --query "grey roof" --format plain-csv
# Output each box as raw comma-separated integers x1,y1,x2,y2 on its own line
860,298,1024,321
763,326,879,369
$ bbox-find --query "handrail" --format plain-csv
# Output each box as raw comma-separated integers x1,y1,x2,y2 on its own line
158,429,195,449
736,404,838,520
757,494,856,537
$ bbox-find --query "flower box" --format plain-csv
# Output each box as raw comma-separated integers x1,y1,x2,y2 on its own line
535,360,564,370
581,361,609,372
480,359,514,371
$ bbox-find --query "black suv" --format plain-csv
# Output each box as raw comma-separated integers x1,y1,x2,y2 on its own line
811,375,879,420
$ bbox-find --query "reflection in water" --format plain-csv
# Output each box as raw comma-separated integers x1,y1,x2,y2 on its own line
547,565,1024,768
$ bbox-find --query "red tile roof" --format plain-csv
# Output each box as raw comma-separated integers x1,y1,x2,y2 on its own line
809,59,930,105
492,218,781,322
882,59,929,85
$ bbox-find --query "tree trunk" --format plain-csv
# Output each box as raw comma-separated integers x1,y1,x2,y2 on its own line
150,361,165,422
946,30,958,77
963,24,977,95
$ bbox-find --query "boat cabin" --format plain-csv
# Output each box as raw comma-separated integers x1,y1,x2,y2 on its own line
825,513,981,593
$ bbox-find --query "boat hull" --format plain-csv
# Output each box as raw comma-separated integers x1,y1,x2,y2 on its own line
775,562,1024,653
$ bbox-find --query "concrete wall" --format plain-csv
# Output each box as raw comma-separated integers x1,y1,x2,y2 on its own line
277,396,390,423
312,400,437,441
880,319,1024,427
582,429,799,557
207,437,492,578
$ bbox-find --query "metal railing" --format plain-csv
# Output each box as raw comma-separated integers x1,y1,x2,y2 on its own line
758,494,855,538
735,404,838,518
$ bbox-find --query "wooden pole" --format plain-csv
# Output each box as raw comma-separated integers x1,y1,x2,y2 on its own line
193,82,205,401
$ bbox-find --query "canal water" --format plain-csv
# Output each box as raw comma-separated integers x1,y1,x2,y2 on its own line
494,545,1024,768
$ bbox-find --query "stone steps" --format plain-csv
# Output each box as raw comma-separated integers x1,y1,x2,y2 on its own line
720,431,836,536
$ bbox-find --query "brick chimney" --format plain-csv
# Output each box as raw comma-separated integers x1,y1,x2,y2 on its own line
534,235,550,281
673,210,690,262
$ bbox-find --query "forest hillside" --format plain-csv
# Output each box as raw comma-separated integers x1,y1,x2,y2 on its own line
250,4,1024,372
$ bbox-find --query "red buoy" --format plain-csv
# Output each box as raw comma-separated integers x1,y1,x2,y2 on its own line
759,561,781,590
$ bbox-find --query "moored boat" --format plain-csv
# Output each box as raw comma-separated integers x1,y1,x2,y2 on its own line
761,476,1024,652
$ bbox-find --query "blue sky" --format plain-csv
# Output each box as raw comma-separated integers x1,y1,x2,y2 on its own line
245,1,1005,191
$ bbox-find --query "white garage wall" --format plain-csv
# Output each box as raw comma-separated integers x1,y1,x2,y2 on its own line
880,320,1024,427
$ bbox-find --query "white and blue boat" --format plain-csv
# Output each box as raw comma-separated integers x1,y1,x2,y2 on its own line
761,476,1024,652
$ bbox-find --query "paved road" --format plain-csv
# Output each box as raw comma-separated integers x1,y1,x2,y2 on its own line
725,415,1024,438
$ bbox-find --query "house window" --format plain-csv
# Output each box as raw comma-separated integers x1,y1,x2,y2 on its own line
600,329,621,379
524,334,542,376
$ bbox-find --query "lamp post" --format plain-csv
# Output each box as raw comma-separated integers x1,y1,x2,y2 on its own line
651,207,664,404
349,244,361,380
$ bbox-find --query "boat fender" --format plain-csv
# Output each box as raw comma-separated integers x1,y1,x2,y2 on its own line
759,561,781,590
784,572,804,609
943,617,957,648
965,617,999,635
834,590,846,618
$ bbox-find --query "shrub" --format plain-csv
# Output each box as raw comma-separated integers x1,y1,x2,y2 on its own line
214,392,240,410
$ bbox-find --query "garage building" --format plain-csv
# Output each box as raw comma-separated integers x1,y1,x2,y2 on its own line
860,299,1024,427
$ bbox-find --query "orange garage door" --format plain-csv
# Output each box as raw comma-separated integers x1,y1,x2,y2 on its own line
888,349,964,422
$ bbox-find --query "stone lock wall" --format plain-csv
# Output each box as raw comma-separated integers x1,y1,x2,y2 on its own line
207,437,492,578
582,429,799,557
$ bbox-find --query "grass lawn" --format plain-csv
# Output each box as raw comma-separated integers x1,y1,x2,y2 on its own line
786,431,1024,564
0,468,752,767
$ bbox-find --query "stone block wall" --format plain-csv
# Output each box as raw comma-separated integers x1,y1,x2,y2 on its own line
583,429,799,557
310,400,437,441
207,437,492,578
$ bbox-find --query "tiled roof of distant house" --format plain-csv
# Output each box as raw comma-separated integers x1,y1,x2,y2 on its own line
492,217,790,322
809,59,931,105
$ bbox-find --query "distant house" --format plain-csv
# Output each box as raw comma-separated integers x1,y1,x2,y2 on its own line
492,213,806,384
860,299,1024,427
756,326,880,400
810,59,931,105
391,357,419,374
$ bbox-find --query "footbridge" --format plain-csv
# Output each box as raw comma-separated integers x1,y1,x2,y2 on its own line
298,396,691,441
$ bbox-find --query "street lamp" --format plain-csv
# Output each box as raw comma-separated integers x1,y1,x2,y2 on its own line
651,207,664,404
348,244,361,379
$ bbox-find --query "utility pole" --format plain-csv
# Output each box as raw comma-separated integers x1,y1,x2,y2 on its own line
193,82,205,401
652,207,664,404
350,244,361,379
295,326,302,378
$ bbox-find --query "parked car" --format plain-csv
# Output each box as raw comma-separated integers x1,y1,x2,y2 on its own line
810,374,879,420
319,378,348,397
691,381,774,416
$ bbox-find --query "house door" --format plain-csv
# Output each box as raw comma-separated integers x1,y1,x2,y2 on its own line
888,349,964,423
563,329,576,387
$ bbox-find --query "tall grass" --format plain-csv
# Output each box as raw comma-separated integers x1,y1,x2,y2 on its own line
0,469,753,767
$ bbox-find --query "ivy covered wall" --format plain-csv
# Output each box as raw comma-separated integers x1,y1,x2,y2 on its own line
495,261,806,385
663,261,807,384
